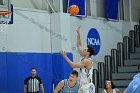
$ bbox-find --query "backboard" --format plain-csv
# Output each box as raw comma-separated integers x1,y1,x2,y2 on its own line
0,0,13,24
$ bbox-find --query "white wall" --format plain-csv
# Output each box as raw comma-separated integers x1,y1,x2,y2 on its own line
12,0,140,21
89,0,140,21
122,21,138,36
0,8,51,53
13,0,106,17
50,13,72,53
123,0,131,21
89,0,105,17
0,8,138,68
131,0,140,22
69,17,136,69
13,0,50,11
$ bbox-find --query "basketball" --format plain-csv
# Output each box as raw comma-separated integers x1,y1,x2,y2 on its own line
68,5,79,16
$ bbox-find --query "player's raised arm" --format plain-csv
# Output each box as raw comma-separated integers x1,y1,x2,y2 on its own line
76,26,84,57
60,50,90,68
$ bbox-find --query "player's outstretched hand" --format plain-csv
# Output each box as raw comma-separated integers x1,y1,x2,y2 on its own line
60,50,67,57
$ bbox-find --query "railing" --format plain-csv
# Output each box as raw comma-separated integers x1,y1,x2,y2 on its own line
123,36,130,60
93,69,98,93
105,55,112,80
117,42,124,66
134,25,140,47
98,62,105,88
111,49,118,73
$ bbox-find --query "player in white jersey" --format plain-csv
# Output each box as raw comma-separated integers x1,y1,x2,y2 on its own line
60,26,95,93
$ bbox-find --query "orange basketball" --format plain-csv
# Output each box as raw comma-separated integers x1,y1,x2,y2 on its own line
68,5,79,16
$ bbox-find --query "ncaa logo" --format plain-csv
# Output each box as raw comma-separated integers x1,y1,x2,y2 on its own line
87,28,101,55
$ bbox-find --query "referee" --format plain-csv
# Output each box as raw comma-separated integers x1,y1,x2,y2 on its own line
24,68,44,93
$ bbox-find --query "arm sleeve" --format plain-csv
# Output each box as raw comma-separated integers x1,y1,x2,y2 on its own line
24,78,28,85
38,77,43,84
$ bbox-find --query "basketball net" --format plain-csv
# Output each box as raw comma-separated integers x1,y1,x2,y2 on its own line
0,10,11,32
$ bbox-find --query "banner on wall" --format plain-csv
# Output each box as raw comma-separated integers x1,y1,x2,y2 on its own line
67,0,86,17
87,28,101,55
106,0,118,20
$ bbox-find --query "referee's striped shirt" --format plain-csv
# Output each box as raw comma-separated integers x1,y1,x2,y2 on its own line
24,76,42,93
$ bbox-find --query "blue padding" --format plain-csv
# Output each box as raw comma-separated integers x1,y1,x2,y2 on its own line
106,0,118,20
0,52,53,93
52,52,73,88
67,0,86,17
0,52,7,93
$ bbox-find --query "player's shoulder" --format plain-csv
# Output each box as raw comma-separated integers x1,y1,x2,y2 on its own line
24,76,31,81
133,73,140,79
82,58,91,61
26,76,32,79
82,58,92,63
59,80,65,86
62,79,68,84
61,80,65,83
35,76,42,80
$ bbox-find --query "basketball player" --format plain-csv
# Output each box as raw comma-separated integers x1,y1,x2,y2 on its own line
60,26,95,93
54,70,80,93
123,64,140,93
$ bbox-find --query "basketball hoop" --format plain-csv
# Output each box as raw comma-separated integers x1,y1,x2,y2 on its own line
0,10,11,32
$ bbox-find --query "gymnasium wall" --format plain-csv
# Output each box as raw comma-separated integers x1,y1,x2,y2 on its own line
0,8,74,93
88,0,105,17
0,7,139,92
13,0,140,21
49,13,137,69
69,17,122,69
69,17,138,69
131,0,140,22
121,21,138,36
0,8,53,93
13,0,50,11
8,8,51,53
